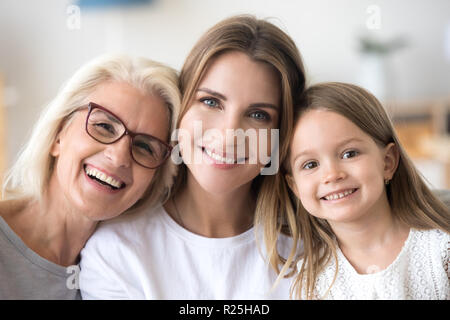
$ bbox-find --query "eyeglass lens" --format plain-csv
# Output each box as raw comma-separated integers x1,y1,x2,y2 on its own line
86,107,169,168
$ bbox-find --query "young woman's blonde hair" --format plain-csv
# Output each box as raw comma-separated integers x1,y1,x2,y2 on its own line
2,54,181,212
286,82,450,299
173,14,306,281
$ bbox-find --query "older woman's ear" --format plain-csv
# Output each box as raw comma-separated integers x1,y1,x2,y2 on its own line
50,136,61,157
50,120,70,157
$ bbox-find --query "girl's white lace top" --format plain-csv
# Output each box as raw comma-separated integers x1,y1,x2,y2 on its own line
297,228,449,299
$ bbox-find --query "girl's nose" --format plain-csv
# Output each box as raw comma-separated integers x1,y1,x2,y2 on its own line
322,161,347,184
103,135,132,168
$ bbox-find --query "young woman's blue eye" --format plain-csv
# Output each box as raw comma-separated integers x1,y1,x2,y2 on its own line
342,150,359,159
201,98,219,108
249,110,270,122
302,161,318,170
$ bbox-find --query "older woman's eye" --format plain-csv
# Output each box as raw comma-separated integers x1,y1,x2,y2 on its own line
342,150,359,159
94,122,116,137
302,161,318,170
200,98,220,109
134,141,154,156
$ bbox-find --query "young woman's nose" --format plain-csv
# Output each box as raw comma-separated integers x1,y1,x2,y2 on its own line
221,109,247,141
222,109,243,130
322,161,346,184
103,135,132,168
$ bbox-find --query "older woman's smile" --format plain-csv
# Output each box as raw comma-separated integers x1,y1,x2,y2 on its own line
83,164,126,190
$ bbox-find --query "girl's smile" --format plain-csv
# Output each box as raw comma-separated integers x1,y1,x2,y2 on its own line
320,187,359,202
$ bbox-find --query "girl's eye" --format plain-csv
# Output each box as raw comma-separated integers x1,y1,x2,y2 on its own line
201,98,220,109
302,161,318,170
249,110,271,122
342,150,359,159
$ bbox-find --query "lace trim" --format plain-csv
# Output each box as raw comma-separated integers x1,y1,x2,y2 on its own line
307,228,450,299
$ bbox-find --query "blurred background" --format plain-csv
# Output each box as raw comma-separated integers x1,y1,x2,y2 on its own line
0,0,449,189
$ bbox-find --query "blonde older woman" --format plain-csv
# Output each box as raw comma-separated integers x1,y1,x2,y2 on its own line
0,54,180,299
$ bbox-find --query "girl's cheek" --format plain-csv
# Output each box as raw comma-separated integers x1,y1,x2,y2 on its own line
298,175,318,200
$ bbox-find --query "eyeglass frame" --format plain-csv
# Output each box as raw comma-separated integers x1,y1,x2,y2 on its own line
83,102,173,169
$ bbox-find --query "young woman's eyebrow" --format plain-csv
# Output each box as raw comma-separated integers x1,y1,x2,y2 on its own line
197,88,278,111
248,103,279,111
197,87,227,100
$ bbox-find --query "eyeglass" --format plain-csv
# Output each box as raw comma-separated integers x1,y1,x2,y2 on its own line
84,102,172,169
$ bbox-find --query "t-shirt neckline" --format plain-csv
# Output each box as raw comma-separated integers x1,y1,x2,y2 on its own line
0,215,74,277
158,204,256,249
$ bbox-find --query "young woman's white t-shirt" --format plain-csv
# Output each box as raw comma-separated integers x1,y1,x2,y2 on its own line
79,203,296,299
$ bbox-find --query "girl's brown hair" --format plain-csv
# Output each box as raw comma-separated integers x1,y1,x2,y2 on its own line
173,15,306,279
286,82,450,299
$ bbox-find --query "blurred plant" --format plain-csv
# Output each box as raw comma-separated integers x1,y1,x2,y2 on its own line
359,35,408,55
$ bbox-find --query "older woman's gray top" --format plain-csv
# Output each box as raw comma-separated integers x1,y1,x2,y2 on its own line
0,216,81,299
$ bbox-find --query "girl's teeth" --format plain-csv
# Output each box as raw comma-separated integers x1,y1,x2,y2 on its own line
325,189,355,201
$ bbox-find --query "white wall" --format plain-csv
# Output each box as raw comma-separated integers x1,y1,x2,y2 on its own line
0,0,449,166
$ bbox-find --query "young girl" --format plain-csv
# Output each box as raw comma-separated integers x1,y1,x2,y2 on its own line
285,82,450,299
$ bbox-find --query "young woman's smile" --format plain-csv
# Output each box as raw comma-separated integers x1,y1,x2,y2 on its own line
201,146,248,168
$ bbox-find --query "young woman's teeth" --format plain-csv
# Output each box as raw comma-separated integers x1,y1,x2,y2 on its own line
204,148,236,164
85,166,123,189
324,189,355,201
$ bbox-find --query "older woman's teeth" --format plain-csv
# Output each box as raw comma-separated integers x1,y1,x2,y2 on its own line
324,189,355,201
204,148,236,164
85,166,122,189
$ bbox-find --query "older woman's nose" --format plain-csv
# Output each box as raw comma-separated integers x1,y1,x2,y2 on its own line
103,136,132,168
